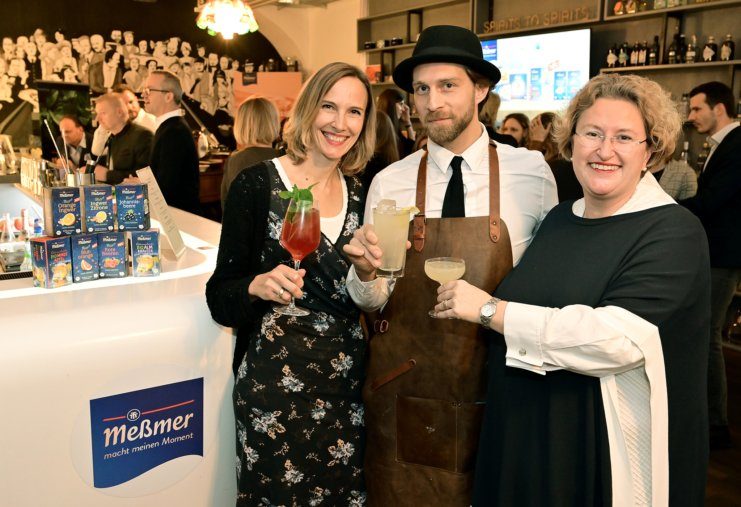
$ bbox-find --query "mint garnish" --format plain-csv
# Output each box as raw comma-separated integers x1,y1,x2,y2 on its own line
279,183,316,203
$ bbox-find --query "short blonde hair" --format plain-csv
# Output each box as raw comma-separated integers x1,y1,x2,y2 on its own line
553,73,681,170
283,62,376,176
233,96,280,147
95,92,127,116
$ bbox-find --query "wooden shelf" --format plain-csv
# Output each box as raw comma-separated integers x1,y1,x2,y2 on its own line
601,59,741,72
361,43,416,54
358,0,466,22
602,0,741,23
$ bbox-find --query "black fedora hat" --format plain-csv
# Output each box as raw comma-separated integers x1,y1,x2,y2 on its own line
392,25,501,93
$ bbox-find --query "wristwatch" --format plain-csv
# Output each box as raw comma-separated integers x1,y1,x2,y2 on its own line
479,297,500,328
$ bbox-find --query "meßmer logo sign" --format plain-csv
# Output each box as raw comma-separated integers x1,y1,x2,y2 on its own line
89,378,204,488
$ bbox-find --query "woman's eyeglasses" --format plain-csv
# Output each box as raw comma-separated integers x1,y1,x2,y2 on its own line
574,130,648,151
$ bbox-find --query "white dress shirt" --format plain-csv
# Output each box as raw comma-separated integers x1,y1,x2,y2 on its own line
154,108,183,131
703,121,739,170
135,107,157,133
347,124,558,310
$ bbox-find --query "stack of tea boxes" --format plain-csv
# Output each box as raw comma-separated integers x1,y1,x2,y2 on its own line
31,184,161,289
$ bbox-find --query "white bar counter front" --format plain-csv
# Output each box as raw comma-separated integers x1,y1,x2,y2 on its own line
0,184,236,506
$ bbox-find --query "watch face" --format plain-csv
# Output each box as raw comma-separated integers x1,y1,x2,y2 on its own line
482,304,495,317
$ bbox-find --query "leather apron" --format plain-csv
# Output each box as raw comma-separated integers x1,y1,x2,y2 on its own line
363,142,514,506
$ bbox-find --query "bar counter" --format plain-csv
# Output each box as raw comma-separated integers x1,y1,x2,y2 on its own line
0,184,236,505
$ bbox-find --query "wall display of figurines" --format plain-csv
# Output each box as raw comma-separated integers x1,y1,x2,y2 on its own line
604,32,735,68
609,0,735,17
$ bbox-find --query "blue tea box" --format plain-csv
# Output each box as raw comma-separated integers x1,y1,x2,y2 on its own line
115,184,150,231
71,234,100,283
43,186,82,236
83,185,115,233
98,232,127,278
31,236,72,289
129,229,161,277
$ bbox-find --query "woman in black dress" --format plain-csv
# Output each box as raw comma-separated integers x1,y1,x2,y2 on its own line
433,73,710,505
206,62,376,506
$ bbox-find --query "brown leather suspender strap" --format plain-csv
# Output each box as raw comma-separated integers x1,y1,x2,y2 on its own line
413,152,428,252
487,141,502,243
412,141,501,252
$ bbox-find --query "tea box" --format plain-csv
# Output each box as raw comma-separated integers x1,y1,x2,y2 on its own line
71,234,100,283
31,236,72,289
129,229,160,277
98,232,127,278
115,184,150,231
43,186,82,237
83,185,115,233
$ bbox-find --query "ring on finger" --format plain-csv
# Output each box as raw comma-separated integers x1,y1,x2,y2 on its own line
278,288,285,297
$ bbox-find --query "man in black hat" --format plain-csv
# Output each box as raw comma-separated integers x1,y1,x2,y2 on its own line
344,25,557,505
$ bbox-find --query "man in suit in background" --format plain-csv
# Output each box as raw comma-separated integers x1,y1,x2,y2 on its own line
143,70,200,214
55,115,93,169
681,81,741,450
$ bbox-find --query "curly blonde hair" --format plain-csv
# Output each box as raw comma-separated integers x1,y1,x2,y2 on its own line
552,73,681,170
283,62,376,176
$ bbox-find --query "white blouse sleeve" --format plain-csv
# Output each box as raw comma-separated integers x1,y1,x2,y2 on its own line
346,265,392,312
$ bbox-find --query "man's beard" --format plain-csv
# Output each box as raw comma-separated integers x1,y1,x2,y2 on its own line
423,103,474,146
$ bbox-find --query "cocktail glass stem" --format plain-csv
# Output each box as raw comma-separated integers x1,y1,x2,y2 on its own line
286,259,301,312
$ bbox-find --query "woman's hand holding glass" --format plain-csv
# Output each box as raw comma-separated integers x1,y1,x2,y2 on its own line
248,265,306,304
433,279,504,330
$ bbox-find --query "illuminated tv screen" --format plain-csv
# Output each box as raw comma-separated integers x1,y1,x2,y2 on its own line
482,28,591,120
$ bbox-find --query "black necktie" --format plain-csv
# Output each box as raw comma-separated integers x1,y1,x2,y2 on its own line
441,156,465,218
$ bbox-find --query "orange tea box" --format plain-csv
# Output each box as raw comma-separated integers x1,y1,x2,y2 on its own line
31,236,72,289
98,232,127,278
71,234,100,283
129,229,160,277
83,185,115,233
43,186,82,236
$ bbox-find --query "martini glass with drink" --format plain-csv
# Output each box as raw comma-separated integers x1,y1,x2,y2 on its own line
275,198,320,316
424,257,466,317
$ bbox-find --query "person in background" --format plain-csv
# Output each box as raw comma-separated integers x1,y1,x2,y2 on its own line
529,112,583,202
681,80,741,450
92,92,153,184
343,25,557,506
206,61,376,506
220,96,281,210
143,70,200,214
360,110,400,193
650,154,697,200
499,112,529,147
437,73,709,506
91,84,155,160
122,55,144,92
478,91,517,147
54,115,93,169
376,88,416,157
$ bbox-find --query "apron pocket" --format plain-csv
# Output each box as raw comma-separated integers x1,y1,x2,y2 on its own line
395,395,485,473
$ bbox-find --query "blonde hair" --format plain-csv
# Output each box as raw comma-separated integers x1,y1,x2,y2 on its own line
95,92,127,116
479,91,501,128
283,62,376,176
233,96,280,147
553,73,681,170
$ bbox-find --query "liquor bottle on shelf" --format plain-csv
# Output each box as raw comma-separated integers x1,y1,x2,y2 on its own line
695,142,710,173
606,45,619,68
625,0,637,14
638,0,650,11
720,34,735,61
630,41,640,66
685,34,697,63
648,35,660,65
613,0,626,15
679,141,690,164
677,34,687,64
619,42,630,67
666,0,683,7
639,41,648,65
703,36,718,62
679,93,690,123
667,34,678,64
654,0,666,7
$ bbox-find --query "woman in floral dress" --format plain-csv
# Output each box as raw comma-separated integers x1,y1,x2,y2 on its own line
206,62,376,506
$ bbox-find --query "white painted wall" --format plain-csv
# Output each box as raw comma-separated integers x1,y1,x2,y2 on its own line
254,0,363,78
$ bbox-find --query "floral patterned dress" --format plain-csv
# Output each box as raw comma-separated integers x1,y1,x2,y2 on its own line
234,164,367,506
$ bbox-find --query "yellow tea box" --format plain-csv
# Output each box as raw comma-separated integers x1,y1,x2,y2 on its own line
43,186,82,236
31,236,72,289
83,185,115,233
129,229,160,277
71,234,100,283
115,184,150,231
98,232,127,278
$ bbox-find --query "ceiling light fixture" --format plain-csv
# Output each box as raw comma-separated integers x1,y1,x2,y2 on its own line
195,0,259,40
